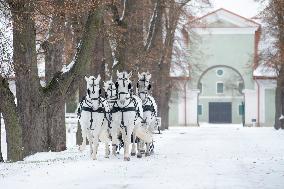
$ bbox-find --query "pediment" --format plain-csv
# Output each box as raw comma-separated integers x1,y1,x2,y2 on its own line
192,8,260,28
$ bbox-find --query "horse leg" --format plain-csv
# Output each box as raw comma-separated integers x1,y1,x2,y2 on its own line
100,128,110,158
91,133,99,160
145,142,150,156
122,129,130,161
124,125,134,161
79,126,87,151
131,132,137,156
87,131,93,156
110,125,119,155
104,142,110,158
136,138,142,158
139,140,145,154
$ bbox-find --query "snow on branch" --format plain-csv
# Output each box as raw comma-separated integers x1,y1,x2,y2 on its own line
144,1,158,51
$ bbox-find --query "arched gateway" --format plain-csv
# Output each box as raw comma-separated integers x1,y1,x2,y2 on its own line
197,65,245,124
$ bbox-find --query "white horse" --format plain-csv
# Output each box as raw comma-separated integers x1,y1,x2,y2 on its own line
136,72,159,157
77,75,110,160
104,79,145,156
103,80,123,152
109,71,144,161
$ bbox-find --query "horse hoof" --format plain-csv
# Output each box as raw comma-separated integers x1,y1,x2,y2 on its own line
137,154,142,158
140,150,145,154
131,152,136,156
145,153,150,157
92,156,97,160
124,157,130,161
105,156,110,159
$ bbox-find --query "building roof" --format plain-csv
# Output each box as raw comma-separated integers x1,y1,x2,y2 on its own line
170,8,261,78
191,8,261,29
253,63,278,79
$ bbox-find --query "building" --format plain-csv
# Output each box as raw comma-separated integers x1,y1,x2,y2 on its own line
169,8,277,127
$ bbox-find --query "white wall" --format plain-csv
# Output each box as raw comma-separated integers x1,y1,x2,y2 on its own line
243,89,258,125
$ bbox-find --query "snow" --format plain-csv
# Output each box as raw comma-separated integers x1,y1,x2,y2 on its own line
1,114,7,160
253,63,278,78
109,39,119,67
0,10,13,78
61,60,76,73
1,124,284,188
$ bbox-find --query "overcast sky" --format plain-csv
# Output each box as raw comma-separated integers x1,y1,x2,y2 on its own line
211,0,264,18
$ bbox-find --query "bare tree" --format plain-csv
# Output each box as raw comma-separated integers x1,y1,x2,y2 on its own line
0,0,106,160
256,0,284,129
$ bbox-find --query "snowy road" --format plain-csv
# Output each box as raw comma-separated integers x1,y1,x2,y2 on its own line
1,125,284,189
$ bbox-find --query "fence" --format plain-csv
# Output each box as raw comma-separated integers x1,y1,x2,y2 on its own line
0,113,79,148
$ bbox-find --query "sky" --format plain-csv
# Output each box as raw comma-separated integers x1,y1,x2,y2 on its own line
211,0,264,18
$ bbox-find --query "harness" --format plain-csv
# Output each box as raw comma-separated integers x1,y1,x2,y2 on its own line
78,96,109,130
111,96,142,135
142,97,156,116
106,83,117,99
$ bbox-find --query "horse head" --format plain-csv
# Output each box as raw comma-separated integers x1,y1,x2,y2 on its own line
137,71,152,99
103,80,117,100
85,75,101,99
116,70,132,100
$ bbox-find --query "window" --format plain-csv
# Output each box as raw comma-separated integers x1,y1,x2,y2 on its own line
217,82,224,94
216,69,224,76
198,105,202,115
239,104,244,116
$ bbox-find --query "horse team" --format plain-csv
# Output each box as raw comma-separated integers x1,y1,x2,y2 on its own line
77,71,160,161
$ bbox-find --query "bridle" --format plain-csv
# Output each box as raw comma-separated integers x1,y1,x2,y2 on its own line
116,74,132,99
106,83,117,100
138,74,156,116
138,74,150,96
87,78,101,98
118,72,128,87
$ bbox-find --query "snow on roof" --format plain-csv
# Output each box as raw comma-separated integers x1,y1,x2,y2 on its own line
253,63,278,78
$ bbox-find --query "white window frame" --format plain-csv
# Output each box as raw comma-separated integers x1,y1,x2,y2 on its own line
216,82,224,94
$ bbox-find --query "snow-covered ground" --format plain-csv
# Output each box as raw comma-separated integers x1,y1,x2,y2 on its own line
1,125,284,189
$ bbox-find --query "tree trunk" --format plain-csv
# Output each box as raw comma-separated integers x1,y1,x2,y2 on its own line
274,0,284,129
157,1,182,130
9,1,48,157
275,85,282,129
0,109,3,162
8,0,104,158
42,1,66,151
92,22,106,84
0,76,23,161
76,82,85,145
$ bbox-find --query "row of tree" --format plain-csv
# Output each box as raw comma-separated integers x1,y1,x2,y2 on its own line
0,0,210,162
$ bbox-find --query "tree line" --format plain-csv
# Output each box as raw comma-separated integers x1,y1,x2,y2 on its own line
0,0,210,162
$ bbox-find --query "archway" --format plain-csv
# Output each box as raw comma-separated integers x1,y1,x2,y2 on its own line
197,65,245,125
